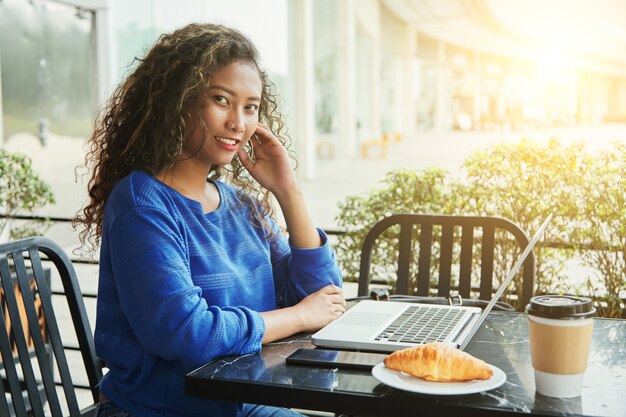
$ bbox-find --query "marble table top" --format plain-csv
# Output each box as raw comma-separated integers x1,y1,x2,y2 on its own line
186,311,626,417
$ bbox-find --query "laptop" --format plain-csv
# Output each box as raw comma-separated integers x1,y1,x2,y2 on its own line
312,214,552,353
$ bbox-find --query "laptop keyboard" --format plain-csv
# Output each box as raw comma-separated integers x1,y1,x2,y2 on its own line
374,305,466,344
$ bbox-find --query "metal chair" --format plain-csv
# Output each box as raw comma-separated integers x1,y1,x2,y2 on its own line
357,214,535,308
0,237,102,417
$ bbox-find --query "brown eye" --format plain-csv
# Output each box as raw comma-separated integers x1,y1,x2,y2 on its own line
213,95,229,105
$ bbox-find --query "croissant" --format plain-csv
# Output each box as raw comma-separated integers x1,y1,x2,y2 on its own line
383,342,493,382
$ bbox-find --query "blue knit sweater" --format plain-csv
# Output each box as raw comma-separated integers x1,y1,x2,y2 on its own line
95,170,342,416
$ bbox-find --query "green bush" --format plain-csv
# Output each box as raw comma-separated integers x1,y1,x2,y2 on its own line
572,142,625,318
334,139,624,317
0,149,55,240
457,138,589,295
335,168,452,284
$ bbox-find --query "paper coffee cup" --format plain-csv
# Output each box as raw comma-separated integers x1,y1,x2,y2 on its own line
526,295,595,398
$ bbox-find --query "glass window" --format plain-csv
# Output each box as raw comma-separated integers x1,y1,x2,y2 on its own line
0,0,94,140
0,0,95,221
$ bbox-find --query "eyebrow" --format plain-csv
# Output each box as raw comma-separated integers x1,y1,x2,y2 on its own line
207,85,261,102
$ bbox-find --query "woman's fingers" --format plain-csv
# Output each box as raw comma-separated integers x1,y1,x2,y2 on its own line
254,124,282,146
254,124,270,139
296,285,347,331
318,285,346,310
237,148,254,171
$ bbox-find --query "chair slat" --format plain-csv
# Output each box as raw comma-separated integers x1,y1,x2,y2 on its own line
480,225,495,300
522,257,534,308
0,254,47,417
0,363,14,417
357,228,378,297
395,223,413,295
416,222,433,296
458,225,474,298
28,249,82,417
437,223,454,297
0,290,29,417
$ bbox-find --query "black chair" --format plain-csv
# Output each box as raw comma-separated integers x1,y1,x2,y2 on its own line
357,214,535,308
0,237,102,417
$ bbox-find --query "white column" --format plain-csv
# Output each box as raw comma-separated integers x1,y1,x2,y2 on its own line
371,29,381,142
291,0,316,179
338,0,357,158
402,23,418,137
0,51,4,148
93,2,114,108
434,40,447,130
473,51,481,127
392,56,402,134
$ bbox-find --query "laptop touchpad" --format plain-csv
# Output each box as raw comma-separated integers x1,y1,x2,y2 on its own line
338,312,391,327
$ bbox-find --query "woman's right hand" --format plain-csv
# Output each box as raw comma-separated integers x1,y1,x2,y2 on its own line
294,285,346,332
260,285,346,344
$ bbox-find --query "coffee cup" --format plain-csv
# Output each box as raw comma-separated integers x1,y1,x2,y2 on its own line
526,295,595,398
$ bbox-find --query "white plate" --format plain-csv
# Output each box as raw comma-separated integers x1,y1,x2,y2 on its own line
371,362,506,395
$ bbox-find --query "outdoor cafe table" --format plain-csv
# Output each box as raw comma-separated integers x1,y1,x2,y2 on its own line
185,311,626,417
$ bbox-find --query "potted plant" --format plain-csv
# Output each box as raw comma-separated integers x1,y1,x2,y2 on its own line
0,149,55,240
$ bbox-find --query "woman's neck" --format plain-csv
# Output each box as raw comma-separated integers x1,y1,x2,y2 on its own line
155,164,220,213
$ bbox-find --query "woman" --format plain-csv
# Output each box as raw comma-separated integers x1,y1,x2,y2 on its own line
76,23,345,417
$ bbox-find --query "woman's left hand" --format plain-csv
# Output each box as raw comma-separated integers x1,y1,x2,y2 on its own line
239,123,319,249
237,123,297,195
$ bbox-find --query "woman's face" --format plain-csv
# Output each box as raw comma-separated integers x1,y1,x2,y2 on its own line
183,61,263,167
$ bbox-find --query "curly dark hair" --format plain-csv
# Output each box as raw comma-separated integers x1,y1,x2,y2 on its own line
75,23,292,255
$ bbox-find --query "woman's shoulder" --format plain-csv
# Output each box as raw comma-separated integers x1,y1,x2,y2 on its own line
104,171,187,235
108,170,172,210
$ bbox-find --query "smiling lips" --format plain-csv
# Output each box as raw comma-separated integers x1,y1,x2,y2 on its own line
215,136,240,151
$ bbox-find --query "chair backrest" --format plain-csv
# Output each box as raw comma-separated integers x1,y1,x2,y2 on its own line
357,214,535,308
0,237,102,417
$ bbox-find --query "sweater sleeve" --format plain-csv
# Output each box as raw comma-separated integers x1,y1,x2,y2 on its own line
107,206,265,371
270,221,343,308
